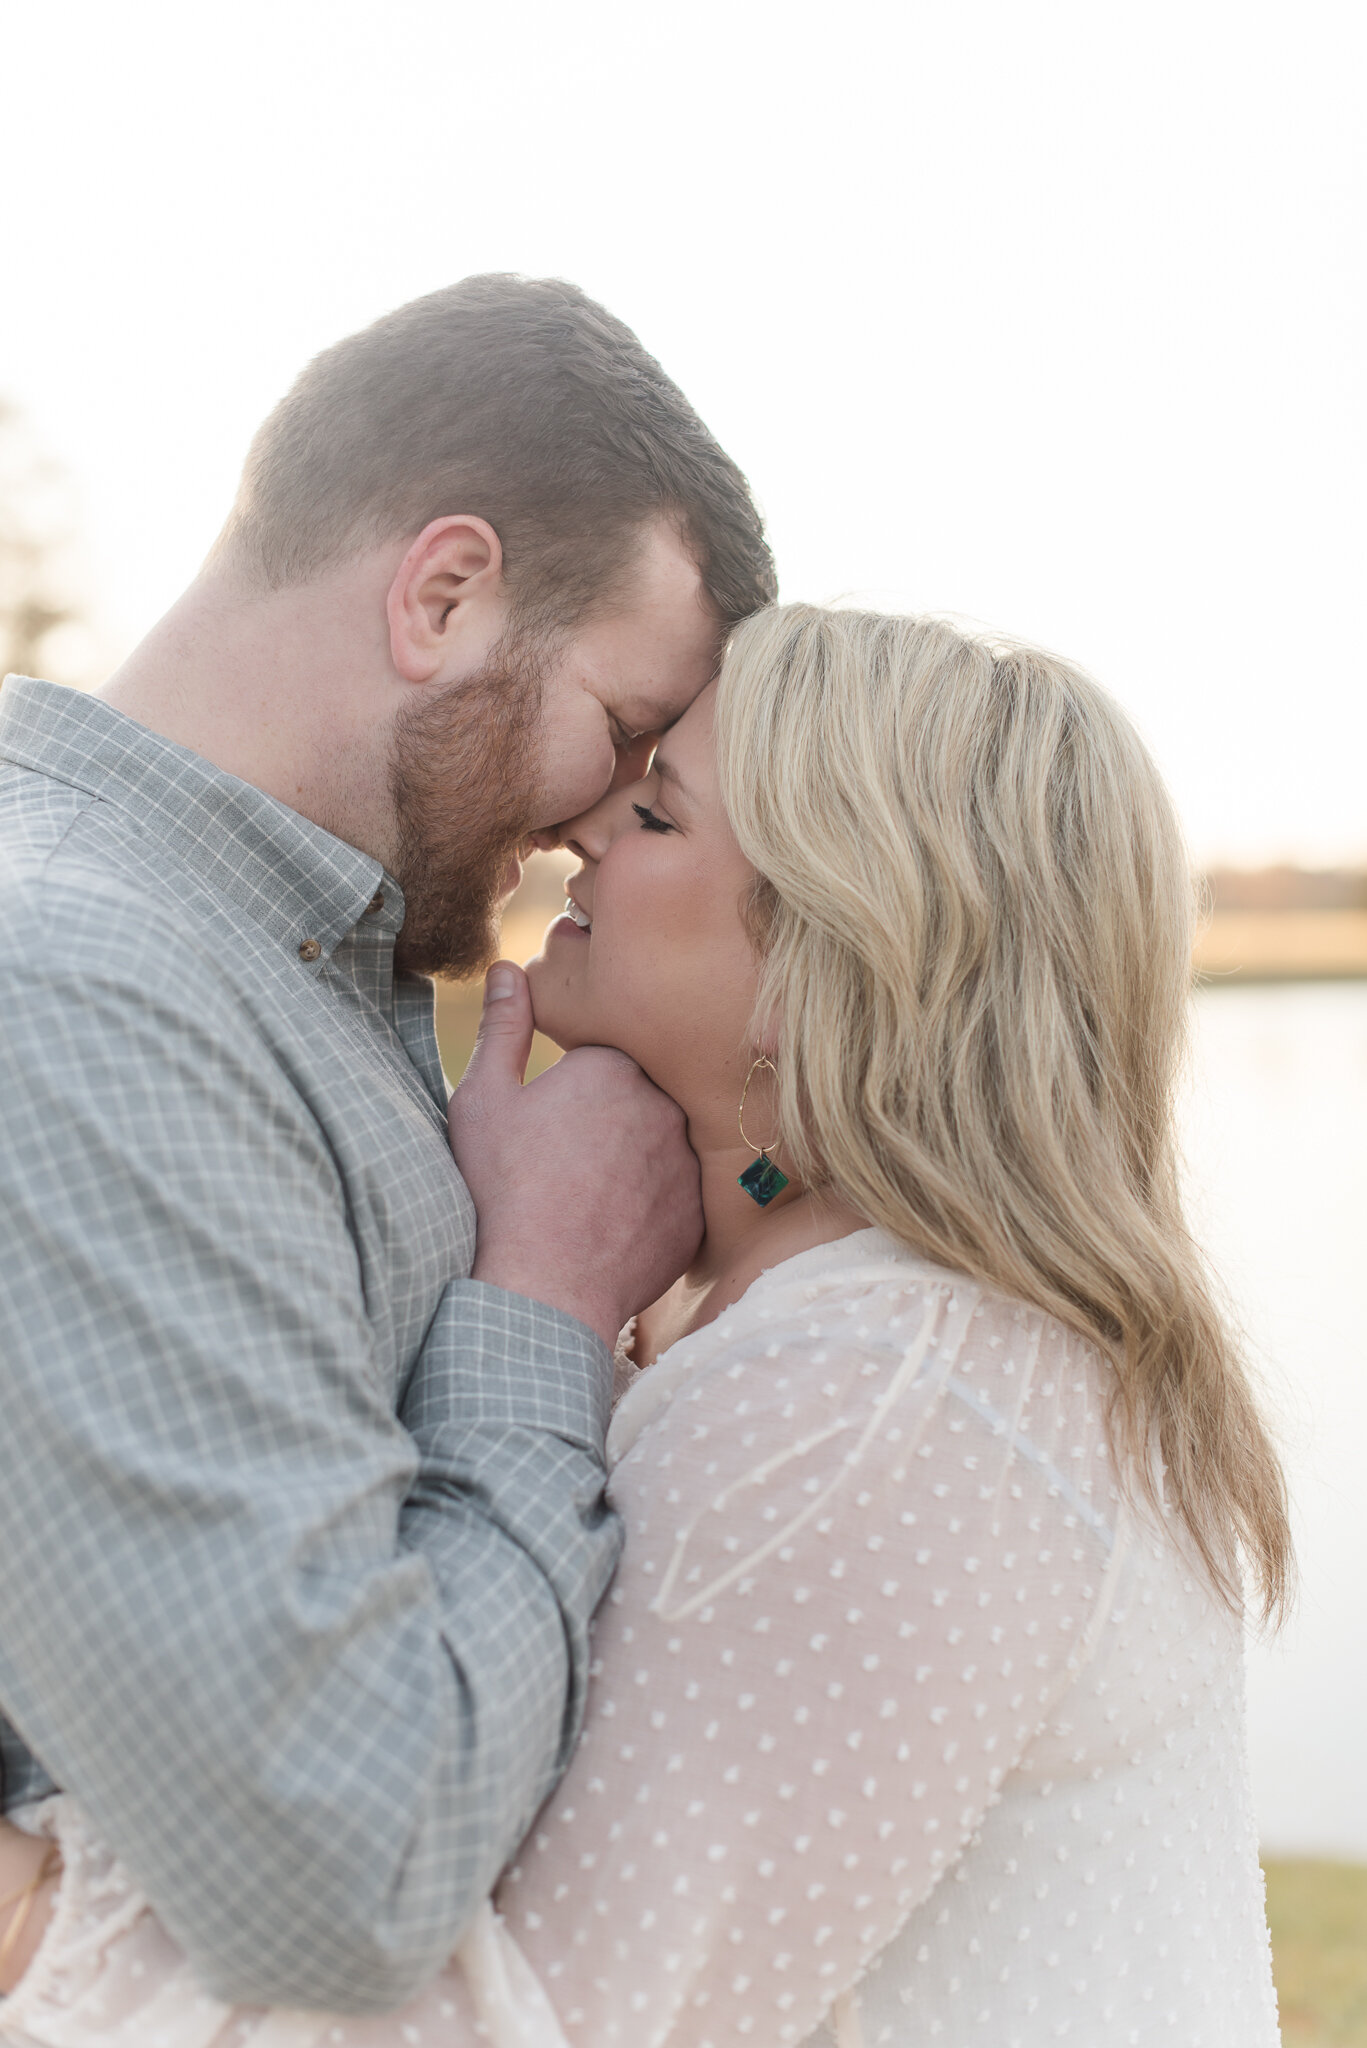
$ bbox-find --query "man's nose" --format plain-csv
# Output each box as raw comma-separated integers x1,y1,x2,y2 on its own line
559,777,651,865
532,736,657,855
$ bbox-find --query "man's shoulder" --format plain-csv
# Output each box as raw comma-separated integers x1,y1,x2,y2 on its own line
0,757,96,877
0,766,244,1006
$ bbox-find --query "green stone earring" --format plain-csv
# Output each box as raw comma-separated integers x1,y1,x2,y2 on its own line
737,1054,789,1206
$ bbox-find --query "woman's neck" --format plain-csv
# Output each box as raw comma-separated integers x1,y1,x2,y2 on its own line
632,1125,867,1366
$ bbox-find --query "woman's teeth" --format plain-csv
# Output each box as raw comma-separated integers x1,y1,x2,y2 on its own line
565,899,592,932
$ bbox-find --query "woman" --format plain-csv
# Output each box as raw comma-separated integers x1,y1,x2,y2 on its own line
0,605,1288,2045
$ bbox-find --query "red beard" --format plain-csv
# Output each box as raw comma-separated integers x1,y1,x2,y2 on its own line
388,628,545,979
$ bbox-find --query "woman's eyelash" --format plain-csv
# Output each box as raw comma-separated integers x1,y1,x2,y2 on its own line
632,803,676,835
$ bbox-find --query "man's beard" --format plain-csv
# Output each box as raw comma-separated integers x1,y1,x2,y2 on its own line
389,630,546,979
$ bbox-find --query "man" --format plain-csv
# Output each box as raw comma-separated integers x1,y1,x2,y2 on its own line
0,276,775,2011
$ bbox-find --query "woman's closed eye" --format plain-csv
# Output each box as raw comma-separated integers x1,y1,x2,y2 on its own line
633,802,677,835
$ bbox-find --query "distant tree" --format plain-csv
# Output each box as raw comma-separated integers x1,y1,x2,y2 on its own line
0,399,91,684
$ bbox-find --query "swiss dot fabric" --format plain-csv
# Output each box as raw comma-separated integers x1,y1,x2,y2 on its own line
0,1232,1280,2046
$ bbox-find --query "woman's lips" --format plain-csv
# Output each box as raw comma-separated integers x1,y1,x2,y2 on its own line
547,911,590,944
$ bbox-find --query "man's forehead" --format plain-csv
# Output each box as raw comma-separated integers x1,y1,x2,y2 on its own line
582,533,723,722
613,632,720,729
615,677,708,734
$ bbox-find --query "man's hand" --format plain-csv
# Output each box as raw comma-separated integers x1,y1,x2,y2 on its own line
448,964,703,1347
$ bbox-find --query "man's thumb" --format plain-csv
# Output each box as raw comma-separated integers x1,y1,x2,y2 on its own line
460,962,534,1093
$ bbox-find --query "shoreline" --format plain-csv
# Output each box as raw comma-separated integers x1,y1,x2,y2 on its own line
1193,910,1367,984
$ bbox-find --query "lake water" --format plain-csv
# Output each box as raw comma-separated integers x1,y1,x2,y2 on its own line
1183,982,1367,1859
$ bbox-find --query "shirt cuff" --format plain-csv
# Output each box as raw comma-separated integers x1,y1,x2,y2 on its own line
400,1279,615,1452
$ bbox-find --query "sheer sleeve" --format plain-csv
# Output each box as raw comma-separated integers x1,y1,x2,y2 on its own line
488,1261,1122,2046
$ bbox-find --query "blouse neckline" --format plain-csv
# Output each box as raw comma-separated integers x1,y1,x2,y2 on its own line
606,1225,956,1468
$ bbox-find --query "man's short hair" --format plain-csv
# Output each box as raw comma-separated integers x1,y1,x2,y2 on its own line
216,275,776,628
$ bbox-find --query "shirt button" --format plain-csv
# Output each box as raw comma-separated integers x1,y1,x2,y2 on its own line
365,891,385,916
298,938,322,962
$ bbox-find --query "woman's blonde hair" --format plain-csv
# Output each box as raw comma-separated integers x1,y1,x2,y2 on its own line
715,604,1291,1625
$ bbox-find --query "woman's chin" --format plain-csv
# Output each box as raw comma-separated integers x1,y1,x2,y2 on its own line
530,1010,573,1052
524,953,580,1052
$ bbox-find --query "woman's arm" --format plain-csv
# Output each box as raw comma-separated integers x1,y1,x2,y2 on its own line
489,1271,1119,2046
0,1822,60,1994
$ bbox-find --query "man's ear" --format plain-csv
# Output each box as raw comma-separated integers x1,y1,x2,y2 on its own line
386,515,505,684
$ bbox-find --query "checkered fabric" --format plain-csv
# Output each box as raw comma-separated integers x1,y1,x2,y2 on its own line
0,677,621,2015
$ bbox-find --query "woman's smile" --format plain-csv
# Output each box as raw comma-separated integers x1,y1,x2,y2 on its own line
561,887,593,933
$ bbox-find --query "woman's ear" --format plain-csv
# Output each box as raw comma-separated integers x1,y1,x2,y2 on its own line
386,515,505,684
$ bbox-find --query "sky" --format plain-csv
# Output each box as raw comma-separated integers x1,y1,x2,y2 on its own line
2,0,1362,867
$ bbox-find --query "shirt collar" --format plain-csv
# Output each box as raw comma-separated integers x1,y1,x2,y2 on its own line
0,676,403,961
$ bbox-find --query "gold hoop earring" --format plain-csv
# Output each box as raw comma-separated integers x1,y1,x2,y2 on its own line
737,1054,789,1207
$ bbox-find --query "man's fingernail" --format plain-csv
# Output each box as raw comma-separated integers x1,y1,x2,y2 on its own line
485,966,515,1002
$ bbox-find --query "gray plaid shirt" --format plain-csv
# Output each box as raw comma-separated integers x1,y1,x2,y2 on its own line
0,677,621,2013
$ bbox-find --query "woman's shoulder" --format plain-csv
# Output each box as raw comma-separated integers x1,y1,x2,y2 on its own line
682,1225,1110,1398
609,1226,1118,1513
711,1225,1100,1349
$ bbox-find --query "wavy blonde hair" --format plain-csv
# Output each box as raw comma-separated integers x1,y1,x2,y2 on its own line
714,604,1291,1625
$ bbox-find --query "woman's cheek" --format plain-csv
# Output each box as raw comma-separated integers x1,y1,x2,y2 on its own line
595,907,672,1030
